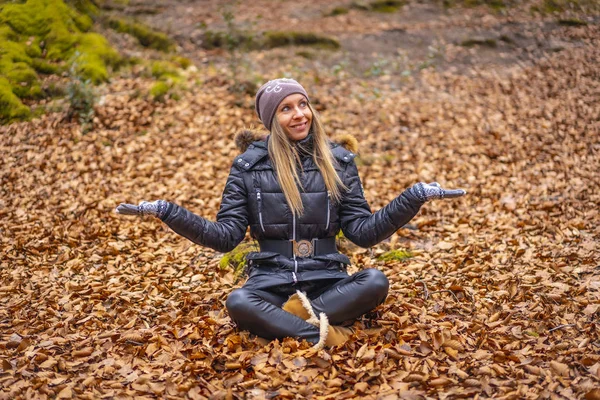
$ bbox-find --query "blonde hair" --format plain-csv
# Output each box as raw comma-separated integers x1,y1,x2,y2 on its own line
268,103,346,215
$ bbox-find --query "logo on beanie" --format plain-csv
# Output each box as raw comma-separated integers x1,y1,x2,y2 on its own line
265,84,282,93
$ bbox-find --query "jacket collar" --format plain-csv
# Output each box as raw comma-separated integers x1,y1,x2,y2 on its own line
234,129,358,154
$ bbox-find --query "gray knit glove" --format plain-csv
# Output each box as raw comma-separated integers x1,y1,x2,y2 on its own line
115,200,168,218
411,182,466,202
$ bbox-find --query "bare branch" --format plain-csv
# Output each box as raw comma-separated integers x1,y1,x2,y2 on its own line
548,324,576,333
429,290,460,303
416,280,429,300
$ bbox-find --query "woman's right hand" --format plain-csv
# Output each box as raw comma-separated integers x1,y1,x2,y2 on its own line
115,200,167,218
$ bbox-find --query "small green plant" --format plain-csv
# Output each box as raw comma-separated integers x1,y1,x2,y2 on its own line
66,54,96,132
366,59,389,77
377,248,414,262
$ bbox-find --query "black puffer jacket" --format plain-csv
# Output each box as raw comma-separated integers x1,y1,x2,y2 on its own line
160,131,424,289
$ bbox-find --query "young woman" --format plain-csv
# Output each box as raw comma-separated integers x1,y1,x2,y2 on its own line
116,78,465,349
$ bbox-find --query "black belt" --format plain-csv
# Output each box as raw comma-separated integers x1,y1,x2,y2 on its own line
259,237,337,258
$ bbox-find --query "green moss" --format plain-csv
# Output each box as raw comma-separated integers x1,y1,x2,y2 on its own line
263,31,340,50
148,60,184,101
170,55,192,69
531,0,600,14
377,249,414,262
107,17,173,52
219,243,258,276
326,6,349,16
445,0,505,9
3,61,42,98
24,41,42,58
150,60,179,81
460,38,498,48
200,29,255,50
0,0,120,123
65,0,99,20
76,33,120,83
150,81,169,101
0,77,31,123
370,0,405,12
296,50,315,59
557,18,587,26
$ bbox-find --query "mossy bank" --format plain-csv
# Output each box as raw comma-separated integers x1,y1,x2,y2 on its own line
0,0,119,123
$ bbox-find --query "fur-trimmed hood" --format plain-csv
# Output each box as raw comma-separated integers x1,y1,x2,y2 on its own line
234,129,359,154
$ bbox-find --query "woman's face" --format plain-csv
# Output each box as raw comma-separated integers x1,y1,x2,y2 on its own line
275,93,312,141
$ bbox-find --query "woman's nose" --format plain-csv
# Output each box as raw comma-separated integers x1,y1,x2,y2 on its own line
293,107,303,118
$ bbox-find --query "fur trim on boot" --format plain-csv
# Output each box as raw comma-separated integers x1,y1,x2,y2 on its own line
311,312,330,350
282,291,320,326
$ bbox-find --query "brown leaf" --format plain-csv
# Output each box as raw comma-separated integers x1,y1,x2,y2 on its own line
550,361,570,377
56,386,72,399
430,377,451,386
585,389,600,400
355,382,369,393
73,347,93,357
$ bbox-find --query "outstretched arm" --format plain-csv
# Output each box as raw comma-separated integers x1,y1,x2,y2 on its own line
339,162,465,248
116,167,249,253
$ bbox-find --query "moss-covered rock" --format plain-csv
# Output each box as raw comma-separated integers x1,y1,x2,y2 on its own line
263,31,340,50
0,77,31,122
76,33,120,83
0,0,120,123
369,0,405,13
146,59,183,101
106,17,173,52
150,81,169,101
219,242,258,277
150,60,179,80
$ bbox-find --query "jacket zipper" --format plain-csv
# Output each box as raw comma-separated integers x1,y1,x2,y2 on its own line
256,190,265,232
325,191,331,230
292,211,298,284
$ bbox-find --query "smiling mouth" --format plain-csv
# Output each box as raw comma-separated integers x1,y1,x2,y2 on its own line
291,122,308,130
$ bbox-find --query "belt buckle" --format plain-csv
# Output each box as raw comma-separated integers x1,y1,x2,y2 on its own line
292,239,314,258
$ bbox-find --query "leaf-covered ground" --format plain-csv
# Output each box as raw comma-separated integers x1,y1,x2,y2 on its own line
1,1,599,399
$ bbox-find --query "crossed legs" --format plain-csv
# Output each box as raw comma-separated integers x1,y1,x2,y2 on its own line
226,268,389,343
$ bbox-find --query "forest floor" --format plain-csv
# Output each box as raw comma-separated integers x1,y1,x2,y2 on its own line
1,0,599,399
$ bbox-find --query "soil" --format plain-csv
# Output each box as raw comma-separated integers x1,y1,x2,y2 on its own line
106,0,598,83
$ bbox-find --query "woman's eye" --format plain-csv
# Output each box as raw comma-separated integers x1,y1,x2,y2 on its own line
300,101,307,107
282,106,289,111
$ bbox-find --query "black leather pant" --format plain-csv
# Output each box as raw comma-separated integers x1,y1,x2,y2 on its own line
226,268,389,344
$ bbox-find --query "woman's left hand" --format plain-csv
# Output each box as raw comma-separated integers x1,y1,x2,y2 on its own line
410,182,466,202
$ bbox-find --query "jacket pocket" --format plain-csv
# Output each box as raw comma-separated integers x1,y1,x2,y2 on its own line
246,251,279,264
312,252,351,266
